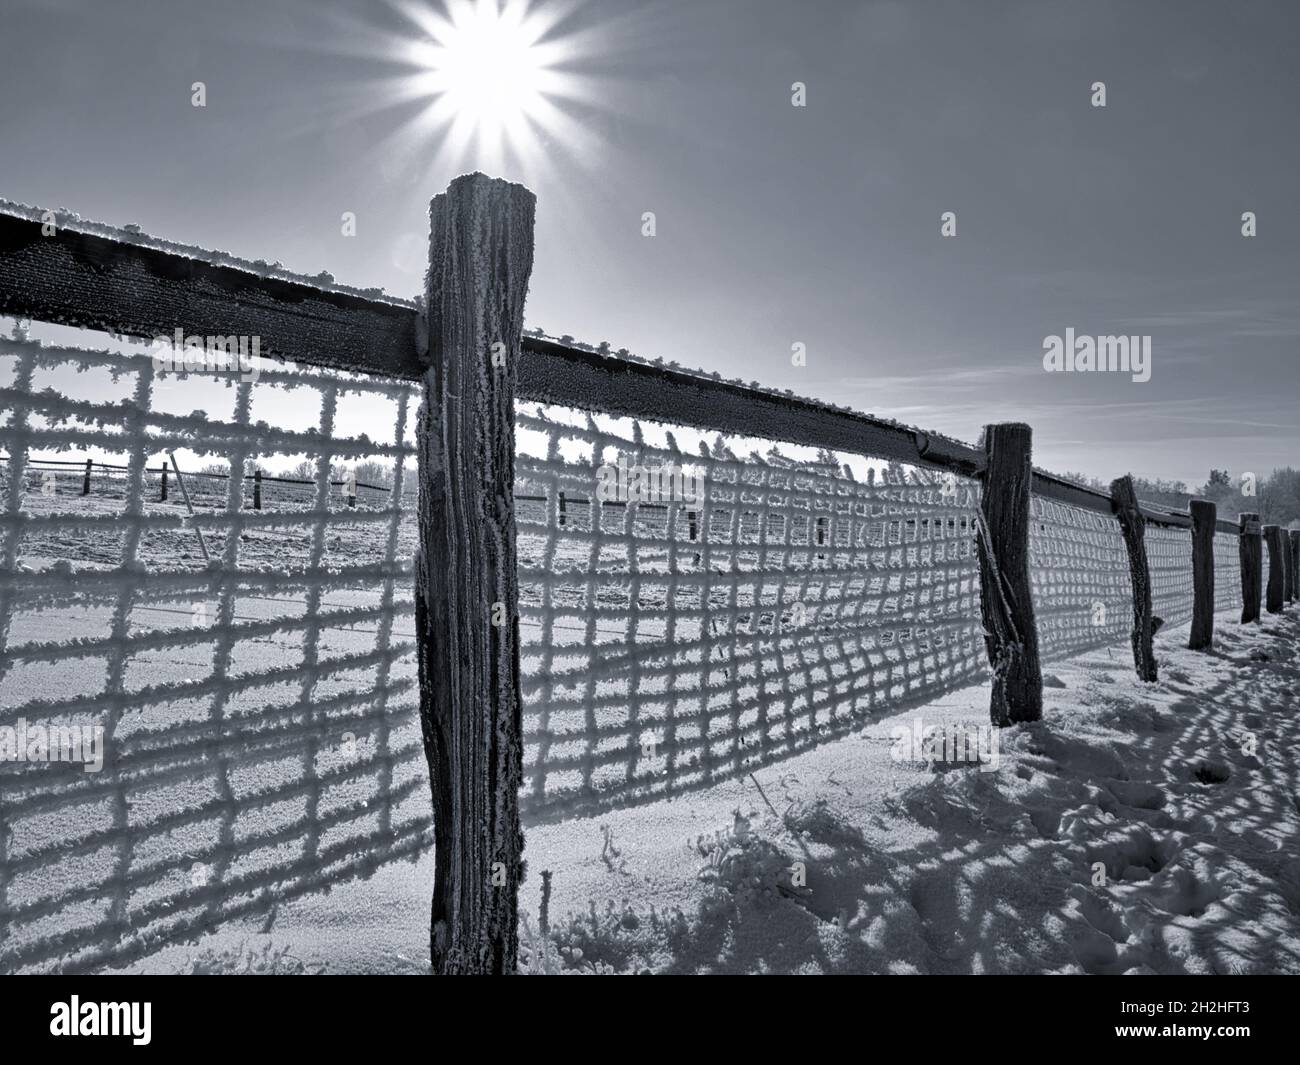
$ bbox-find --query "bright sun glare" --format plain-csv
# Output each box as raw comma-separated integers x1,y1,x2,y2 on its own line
419,2,548,136
395,0,580,170
323,0,600,190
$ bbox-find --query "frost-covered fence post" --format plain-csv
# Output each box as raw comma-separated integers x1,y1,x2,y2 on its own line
1263,524,1286,614
416,173,535,976
1188,498,1216,650
976,422,1042,725
1239,512,1262,623
1110,475,1157,682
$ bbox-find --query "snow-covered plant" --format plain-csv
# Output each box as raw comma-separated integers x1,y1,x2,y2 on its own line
178,940,321,975
600,823,626,873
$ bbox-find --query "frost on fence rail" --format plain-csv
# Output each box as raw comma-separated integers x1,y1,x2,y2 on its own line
1028,495,1131,662
0,327,428,972
511,402,986,822
1146,523,1194,629
1213,529,1244,616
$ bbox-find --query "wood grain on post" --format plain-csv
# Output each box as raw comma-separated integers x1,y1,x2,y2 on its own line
1290,530,1300,603
977,423,1042,725
1282,526,1294,604
1188,498,1215,650
1110,475,1157,681
1281,526,1295,604
1239,512,1262,623
415,173,535,976
1281,529,1292,603
1263,524,1286,614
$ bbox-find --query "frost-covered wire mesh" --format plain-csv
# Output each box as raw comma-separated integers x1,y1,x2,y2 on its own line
0,327,428,972
1146,523,1194,628
1,302,1231,968
1213,529,1244,616
511,403,986,821
1028,495,1131,661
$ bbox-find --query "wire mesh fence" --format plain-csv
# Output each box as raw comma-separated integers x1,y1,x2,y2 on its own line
0,328,429,972
1027,494,1133,662
0,317,1269,971
1214,528,1246,617
0,325,990,964
512,402,986,821
1147,523,1195,629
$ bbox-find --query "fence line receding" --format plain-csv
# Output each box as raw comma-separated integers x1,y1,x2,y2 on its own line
0,186,1291,974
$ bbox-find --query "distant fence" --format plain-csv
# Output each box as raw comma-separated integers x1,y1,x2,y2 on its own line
1,181,1296,973
11,456,395,509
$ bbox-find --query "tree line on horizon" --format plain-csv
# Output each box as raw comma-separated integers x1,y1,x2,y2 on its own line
1059,467,1300,530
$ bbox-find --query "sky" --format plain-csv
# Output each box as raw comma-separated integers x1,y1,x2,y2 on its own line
1,0,1297,488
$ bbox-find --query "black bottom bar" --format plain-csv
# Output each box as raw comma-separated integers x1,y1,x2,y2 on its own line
0,974,1281,1051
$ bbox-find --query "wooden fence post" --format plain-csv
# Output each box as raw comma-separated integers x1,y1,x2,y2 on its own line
1290,530,1300,604
81,458,92,495
1264,524,1286,614
1110,475,1157,681
558,490,566,526
977,423,1042,725
1239,512,1262,623
415,172,535,976
253,468,262,510
1188,498,1215,650
159,462,168,502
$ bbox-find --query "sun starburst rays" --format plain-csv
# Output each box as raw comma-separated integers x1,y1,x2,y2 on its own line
366,0,593,178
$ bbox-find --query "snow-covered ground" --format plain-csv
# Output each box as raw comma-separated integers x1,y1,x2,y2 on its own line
113,608,1300,975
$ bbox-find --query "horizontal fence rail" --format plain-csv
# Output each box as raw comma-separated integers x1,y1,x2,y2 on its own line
0,192,1293,973
0,202,979,477
0,200,1262,531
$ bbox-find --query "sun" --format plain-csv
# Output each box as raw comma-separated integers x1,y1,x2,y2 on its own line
416,1,549,139
391,0,584,171
295,0,604,184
